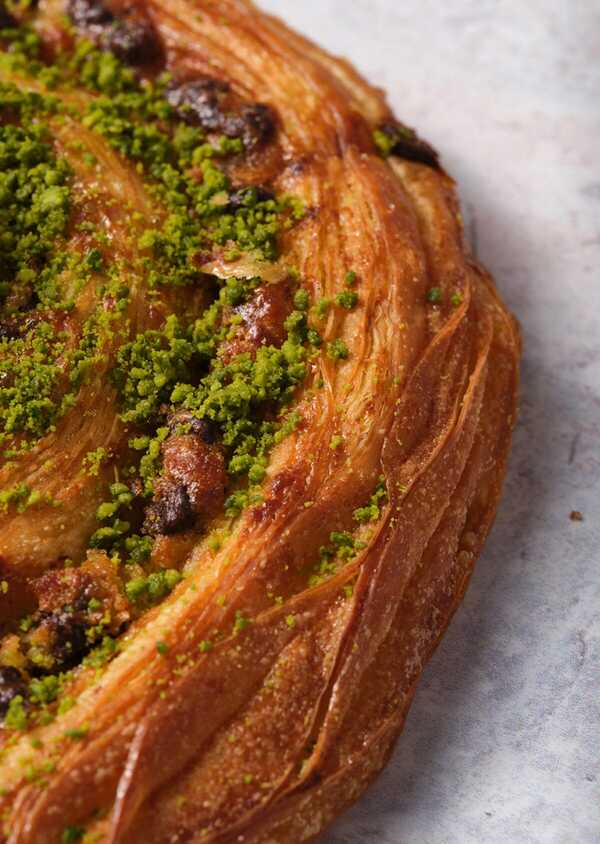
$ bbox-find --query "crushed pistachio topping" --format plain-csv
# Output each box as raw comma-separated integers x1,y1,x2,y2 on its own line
335,290,358,310
0,15,359,731
308,477,388,587
326,338,349,360
353,476,387,523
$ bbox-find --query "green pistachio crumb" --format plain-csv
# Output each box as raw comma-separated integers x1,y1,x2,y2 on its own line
315,298,331,319
353,476,388,523
293,288,309,310
326,339,349,360
64,724,89,741
62,826,84,844
335,290,358,310
233,611,251,635
427,287,442,303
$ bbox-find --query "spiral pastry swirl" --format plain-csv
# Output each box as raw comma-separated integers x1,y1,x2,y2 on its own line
0,2,520,842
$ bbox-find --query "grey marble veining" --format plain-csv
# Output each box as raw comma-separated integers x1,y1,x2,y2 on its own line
257,2,600,841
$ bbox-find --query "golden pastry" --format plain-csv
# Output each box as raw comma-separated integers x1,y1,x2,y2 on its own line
0,2,520,841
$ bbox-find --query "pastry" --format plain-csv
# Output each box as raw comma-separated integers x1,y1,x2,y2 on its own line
0,1,520,842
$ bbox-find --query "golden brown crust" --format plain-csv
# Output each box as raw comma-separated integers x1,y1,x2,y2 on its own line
0,1,520,841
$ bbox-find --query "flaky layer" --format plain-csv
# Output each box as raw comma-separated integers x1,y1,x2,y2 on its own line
0,2,520,842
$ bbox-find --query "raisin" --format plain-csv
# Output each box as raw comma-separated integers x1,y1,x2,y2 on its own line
160,434,226,519
43,610,91,670
166,80,275,148
103,19,161,65
229,103,274,149
166,79,231,132
67,0,161,66
143,484,194,536
378,121,439,168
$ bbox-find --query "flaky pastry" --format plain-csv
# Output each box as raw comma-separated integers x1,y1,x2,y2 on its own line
0,2,520,842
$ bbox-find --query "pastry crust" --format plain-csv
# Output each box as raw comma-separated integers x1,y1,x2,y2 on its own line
0,2,520,842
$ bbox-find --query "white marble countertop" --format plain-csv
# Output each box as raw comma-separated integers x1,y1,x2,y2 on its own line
259,2,600,841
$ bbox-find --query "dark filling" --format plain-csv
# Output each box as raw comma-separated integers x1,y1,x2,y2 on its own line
34,609,91,672
103,18,162,65
0,2,17,29
67,0,162,66
166,80,275,149
228,186,276,211
0,666,28,716
143,484,194,536
141,430,227,537
0,12,310,725
0,320,20,341
378,121,440,168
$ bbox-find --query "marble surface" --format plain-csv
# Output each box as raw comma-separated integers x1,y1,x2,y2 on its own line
258,2,600,842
